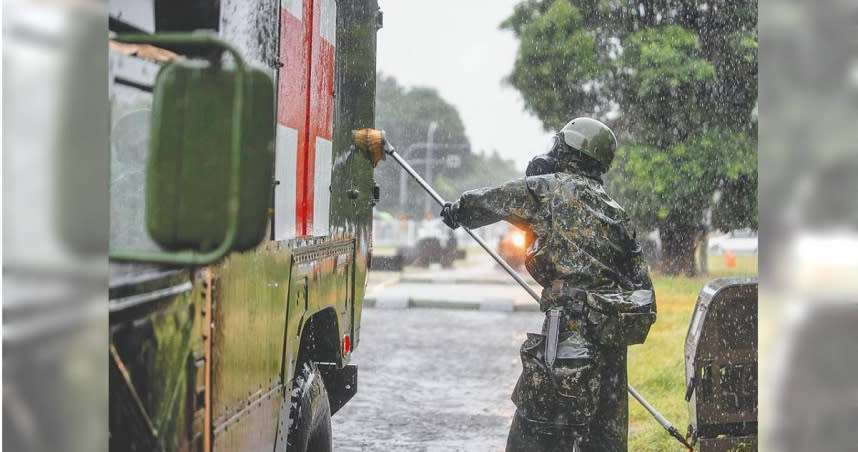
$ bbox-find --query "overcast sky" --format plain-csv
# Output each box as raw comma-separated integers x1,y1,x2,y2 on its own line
375,0,555,170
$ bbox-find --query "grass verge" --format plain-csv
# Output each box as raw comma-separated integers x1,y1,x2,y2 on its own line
628,258,756,450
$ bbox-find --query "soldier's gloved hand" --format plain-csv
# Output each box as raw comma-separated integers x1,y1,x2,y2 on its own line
440,202,460,229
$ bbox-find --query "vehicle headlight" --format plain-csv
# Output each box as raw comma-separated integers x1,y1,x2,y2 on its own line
511,231,526,248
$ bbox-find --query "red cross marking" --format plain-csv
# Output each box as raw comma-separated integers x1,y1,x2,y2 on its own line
277,0,336,237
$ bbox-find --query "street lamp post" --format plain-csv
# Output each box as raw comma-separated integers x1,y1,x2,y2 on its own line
398,142,470,217
424,121,438,218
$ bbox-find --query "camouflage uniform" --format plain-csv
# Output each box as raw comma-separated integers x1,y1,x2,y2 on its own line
447,167,654,451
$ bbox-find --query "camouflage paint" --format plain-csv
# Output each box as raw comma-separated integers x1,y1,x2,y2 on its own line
109,269,202,451
209,246,292,444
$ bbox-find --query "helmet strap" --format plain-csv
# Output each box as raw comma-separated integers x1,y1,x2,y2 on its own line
557,147,606,180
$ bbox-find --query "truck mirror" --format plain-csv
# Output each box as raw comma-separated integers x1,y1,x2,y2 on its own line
110,32,274,265
146,51,274,252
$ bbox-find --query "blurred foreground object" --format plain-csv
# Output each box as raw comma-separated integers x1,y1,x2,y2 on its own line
766,301,858,451
763,229,858,451
759,0,858,448
3,1,109,451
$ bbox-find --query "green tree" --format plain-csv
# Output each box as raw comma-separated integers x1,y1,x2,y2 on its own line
503,0,757,275
375,73,470,155
374,74,519,219
434,149,520,203
374,74,469,219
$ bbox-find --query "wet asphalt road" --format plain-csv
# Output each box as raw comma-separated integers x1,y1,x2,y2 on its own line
332,307,543,451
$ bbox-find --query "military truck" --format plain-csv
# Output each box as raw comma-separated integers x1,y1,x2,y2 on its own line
108,1,382,450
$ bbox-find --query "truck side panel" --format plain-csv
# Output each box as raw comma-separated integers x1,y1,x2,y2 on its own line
329,0,380,349
210,246,293,446
109,270,202,451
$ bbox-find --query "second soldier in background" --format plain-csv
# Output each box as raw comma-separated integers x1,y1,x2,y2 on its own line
440,118,657,451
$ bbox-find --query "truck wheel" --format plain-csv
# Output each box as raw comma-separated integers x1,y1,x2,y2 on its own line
287,361,332,452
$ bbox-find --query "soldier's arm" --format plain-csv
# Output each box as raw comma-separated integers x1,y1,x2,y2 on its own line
452,178,541,230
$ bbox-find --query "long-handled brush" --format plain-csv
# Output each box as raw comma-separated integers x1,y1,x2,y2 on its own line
353,128,693,451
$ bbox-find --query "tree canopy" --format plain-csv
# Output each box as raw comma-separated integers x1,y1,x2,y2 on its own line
375,73,470,154
503,0,757,274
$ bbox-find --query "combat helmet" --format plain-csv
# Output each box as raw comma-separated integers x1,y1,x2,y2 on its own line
558,117,617,171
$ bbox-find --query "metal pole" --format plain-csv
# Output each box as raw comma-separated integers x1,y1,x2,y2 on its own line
628,385,695,450
386,146,693,451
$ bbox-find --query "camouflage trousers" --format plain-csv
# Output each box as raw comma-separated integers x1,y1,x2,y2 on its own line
581,345,627,451
508,311,629,451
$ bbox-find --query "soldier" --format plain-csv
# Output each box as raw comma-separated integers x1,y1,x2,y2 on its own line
440,118,656,451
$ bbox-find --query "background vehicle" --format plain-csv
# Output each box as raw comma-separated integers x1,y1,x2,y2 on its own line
108,1,381,450
411,220,462,268
371,217,465,270
497,225,528,269
708,229,758,255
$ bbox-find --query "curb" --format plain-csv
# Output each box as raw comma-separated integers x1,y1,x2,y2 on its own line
365,276,401,294
364,297,541,312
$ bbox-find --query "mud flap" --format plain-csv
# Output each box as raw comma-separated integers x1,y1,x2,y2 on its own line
316,364,357,416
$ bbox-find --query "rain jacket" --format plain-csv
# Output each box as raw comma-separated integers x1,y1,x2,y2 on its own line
450,171,652,292
450,166,656,451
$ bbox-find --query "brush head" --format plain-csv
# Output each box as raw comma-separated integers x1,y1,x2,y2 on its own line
352,128,387,168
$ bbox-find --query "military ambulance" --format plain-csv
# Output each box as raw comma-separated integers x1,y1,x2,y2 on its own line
108,1,382,450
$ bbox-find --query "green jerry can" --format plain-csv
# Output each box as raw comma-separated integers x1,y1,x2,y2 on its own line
146,57,275,252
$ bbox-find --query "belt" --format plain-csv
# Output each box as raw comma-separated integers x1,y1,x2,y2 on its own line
542,280,588,314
